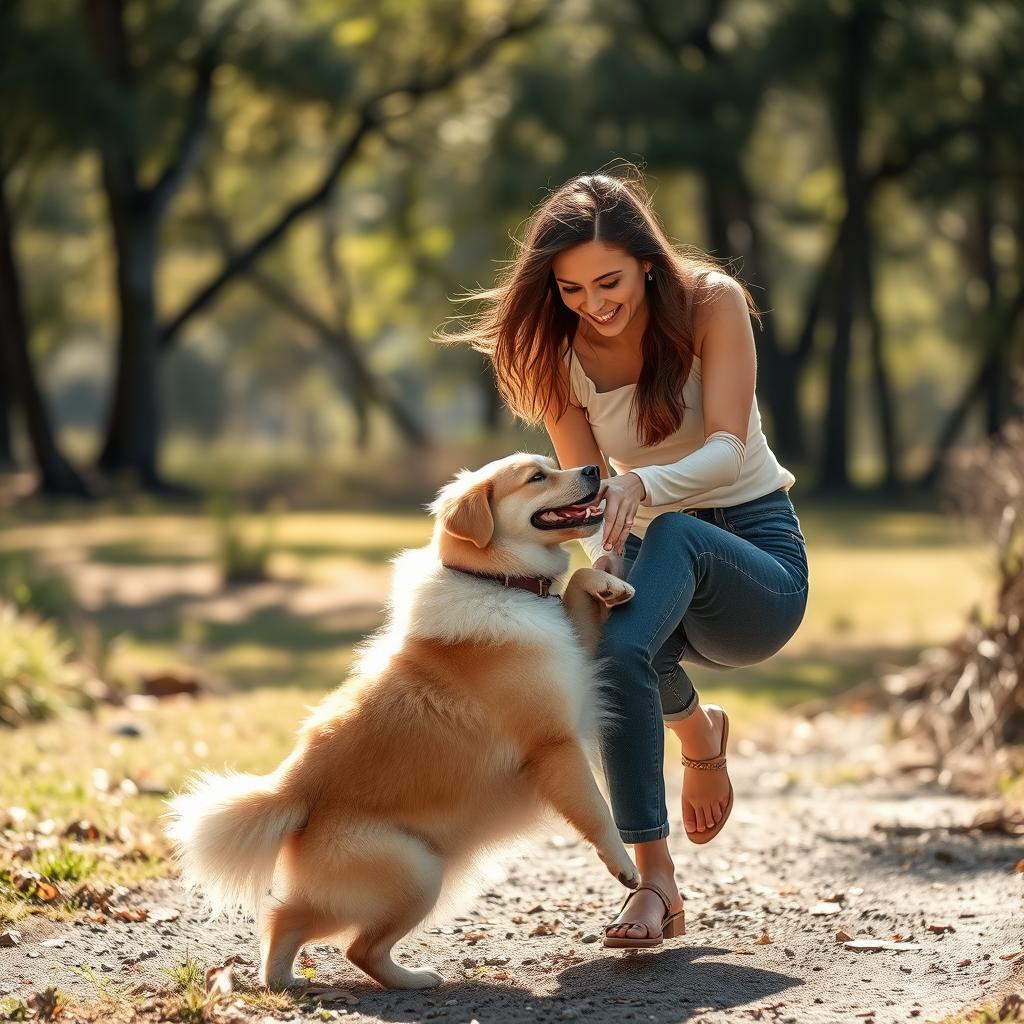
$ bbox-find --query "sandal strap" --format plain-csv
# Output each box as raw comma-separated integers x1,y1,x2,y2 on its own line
611,882,672,919
605,883,678,935
680,753,727,770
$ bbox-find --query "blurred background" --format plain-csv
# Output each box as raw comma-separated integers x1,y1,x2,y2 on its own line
1,0,1023,933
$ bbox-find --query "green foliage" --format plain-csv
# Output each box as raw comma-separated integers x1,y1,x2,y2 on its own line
0,603,99,728
165,955,204,994
0,551,73,621
34,846,98,884
208,492,284,585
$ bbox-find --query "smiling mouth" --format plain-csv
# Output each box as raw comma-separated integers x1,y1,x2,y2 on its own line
590,305,621,325
531,489,606,530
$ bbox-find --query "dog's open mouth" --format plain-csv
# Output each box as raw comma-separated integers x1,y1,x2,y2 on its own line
531,490,605,530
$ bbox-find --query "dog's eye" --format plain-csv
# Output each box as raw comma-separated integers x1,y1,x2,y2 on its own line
529,472,545,483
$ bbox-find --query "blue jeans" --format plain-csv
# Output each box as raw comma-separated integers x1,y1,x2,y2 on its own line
595,487,809,844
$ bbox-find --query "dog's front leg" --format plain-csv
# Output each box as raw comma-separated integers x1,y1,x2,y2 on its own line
561,568,635,656
524,738,638,889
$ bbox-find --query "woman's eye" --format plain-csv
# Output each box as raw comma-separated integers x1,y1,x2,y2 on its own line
529,473,545,483
561,282,619,294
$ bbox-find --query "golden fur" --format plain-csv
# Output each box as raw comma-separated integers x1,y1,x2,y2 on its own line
166,453,638,990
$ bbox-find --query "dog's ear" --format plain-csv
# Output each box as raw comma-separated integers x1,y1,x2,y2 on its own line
436,479,495,549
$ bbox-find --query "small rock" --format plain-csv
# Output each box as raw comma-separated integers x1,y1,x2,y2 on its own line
581,935,599,944
811,902,843,916
0,931,21,948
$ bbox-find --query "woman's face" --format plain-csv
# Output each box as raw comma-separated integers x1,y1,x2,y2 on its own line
552,240,651,339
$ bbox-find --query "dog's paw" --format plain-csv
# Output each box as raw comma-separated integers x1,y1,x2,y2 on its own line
595,576,635,608
397,966,444,989
618,867,640,889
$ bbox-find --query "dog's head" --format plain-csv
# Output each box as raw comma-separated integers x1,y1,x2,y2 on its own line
428,453,605,579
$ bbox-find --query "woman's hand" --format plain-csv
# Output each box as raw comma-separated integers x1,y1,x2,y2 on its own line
596,472,646,555
593,552,628,580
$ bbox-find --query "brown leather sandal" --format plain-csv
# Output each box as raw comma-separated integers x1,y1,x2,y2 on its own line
602,881,686,949
681,704,733,845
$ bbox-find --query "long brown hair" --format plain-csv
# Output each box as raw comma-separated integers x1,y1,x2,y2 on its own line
434,166,760,448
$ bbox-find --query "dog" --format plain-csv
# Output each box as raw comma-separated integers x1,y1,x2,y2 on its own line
166,453,639,990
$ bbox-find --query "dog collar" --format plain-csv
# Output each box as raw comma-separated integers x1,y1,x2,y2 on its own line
442,564,556,599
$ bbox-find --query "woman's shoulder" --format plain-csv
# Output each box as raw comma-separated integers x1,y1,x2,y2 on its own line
691,271,751,349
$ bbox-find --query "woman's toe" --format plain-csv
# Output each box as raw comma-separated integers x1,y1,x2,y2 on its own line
712,801,724,823
683,804,698,833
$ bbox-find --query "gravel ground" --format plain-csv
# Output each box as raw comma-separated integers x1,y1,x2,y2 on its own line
3,714,1023,1023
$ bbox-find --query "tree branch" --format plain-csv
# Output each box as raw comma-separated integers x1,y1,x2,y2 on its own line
158,11,547,349
149,46,217,214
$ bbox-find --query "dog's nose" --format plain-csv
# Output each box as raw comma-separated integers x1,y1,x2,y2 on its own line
581,464,599,481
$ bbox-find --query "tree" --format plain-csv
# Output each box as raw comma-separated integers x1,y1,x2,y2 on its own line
77,0,546,488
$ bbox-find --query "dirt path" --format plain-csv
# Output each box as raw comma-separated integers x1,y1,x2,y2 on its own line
3,713,1022,1023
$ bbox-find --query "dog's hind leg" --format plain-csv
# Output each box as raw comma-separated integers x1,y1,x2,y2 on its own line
343,832,446,989
259,900,338,989
284,824,446,990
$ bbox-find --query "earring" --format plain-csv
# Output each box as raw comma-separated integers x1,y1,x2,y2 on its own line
646,270,653,282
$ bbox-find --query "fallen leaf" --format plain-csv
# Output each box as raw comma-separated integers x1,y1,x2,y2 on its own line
111,906,148,922
997,951,1023,961
835,929,852,943
205,963,234,996
926,923,955,934
35,881,60,903
1015,858,1024,874
464,931,490,941
755,931,773,945
529,920,561,936
63,820,101,841
957,959,972,967
26,988,61,1022
493,969,510,981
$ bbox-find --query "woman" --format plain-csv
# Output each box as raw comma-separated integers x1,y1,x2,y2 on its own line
436,170,808,949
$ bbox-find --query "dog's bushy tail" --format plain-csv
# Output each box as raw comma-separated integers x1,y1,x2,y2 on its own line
165,769,305,916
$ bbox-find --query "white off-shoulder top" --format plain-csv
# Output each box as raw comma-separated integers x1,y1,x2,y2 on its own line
564,344,796,543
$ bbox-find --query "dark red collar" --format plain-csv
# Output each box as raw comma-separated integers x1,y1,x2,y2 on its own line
443,564,556,598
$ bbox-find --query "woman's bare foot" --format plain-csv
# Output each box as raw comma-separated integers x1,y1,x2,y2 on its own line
604,840,683,941
667,705,730,837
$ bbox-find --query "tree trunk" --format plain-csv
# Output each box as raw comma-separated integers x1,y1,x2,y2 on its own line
819,8,873,492
860,217,900,489
0,354,13,467
0,172,90,496
95,200,162,485
703,173,807,462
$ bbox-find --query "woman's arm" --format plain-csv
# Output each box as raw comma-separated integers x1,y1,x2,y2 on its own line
629,275,754,508
542,362,613,563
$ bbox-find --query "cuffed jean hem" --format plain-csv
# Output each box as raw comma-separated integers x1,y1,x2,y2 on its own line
618,822,671,844
662,689,700,723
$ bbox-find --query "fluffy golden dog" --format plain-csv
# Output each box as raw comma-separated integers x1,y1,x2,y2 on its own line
167,453,638,990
